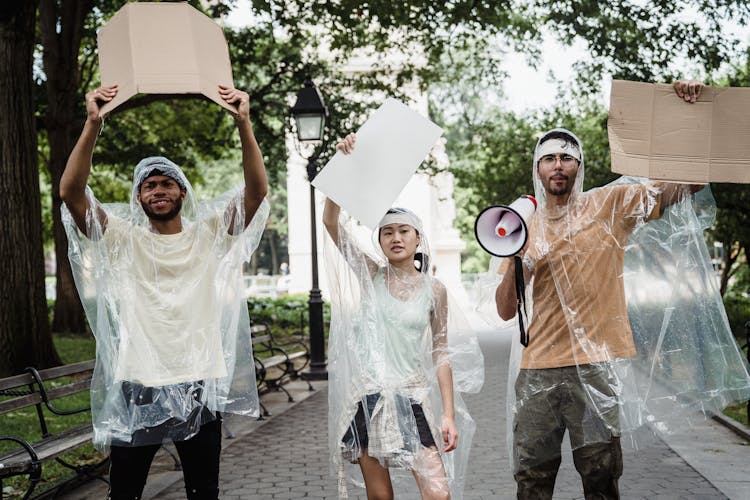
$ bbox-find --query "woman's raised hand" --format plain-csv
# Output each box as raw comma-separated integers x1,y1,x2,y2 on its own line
335,133,356,155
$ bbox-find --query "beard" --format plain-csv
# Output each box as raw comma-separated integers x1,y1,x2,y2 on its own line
546,176,571,196
141,197,183,221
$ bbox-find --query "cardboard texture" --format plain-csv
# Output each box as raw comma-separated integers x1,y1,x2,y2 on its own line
98,2,234,115
311,98,443,229
608,80,750,183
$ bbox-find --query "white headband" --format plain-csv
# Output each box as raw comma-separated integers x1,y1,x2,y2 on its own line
378,210,423,234
537,138,581,161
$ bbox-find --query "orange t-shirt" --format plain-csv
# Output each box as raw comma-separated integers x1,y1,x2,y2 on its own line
520,184,661,369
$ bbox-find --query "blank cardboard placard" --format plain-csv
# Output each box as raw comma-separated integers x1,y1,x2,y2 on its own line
608,80,750,183
97,2,234,116
311,98,443,229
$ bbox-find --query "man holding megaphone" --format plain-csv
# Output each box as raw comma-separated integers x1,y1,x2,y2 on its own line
492,81,716,500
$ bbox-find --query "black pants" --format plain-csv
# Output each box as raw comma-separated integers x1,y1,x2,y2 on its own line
107,418,222,500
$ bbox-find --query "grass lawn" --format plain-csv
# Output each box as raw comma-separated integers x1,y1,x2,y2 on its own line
722,402,749,426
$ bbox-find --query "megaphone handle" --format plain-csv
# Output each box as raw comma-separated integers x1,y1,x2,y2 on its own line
514,255,529,347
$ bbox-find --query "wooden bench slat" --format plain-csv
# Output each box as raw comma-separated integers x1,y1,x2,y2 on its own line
34,427,94,461
262,355,288,368
36,360,95,381
0,373,34,391
0,393,44,413
44,379,92,401
0,425,93,465
0,361,95,392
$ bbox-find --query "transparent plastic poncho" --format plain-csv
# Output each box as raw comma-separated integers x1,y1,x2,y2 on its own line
61,157,269,451
483,128,750,473
325,208,484,499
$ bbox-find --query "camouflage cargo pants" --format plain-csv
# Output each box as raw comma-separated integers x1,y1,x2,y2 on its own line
512,364,623,500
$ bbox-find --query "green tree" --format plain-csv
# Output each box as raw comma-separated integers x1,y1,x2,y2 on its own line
8,0,750,372
708,49,750,296
254,0,750,88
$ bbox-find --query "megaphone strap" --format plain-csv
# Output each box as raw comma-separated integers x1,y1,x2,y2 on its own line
514,255,529,347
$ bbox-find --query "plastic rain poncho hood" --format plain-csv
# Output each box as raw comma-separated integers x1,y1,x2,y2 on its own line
62,156,269,451
325,207,484,499
484,128,750,471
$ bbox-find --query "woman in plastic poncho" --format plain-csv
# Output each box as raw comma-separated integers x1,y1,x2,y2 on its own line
323,133,479,500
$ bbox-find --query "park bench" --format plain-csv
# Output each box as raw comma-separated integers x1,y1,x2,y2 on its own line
251,322,312,418
0,360,108,499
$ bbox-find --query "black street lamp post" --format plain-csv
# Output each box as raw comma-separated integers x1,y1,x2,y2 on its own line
291,78,329,380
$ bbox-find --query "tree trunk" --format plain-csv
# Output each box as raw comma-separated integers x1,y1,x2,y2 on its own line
720,241,739,297
0,0,61,376
40,0,90,334
50,148,86,333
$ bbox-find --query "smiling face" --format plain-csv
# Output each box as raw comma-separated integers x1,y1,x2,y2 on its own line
137,175,186,221
379,223,420,265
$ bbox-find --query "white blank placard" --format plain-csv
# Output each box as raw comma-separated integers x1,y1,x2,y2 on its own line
311,98,443,228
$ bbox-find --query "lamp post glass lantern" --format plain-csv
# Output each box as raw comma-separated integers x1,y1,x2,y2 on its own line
291,78,329,380
292,79,327,142
295,114,326,142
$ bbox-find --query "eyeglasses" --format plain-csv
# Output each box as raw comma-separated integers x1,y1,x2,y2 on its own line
538,154,578,167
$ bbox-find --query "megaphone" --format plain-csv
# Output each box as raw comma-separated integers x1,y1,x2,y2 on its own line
474,195,537,257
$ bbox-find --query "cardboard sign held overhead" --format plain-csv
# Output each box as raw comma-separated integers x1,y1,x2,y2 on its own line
608,80,750,183
311,98,444,229
98,2,234,116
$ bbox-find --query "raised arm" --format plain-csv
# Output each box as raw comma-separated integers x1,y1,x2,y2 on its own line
60,85,117,235
323,197,341,244
219,85,269,230
431,280,457,452
653,181,706,211
494,258,519,321
322,133,356,244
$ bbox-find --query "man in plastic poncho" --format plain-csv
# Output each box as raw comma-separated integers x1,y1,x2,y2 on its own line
60,84,269,500
494,81,720,499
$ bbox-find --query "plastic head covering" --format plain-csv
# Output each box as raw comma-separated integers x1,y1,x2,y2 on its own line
130,156,197,221
532,128,585,209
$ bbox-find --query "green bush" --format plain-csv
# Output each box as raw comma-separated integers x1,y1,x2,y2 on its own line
723,293,750,340
247,294,330,336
